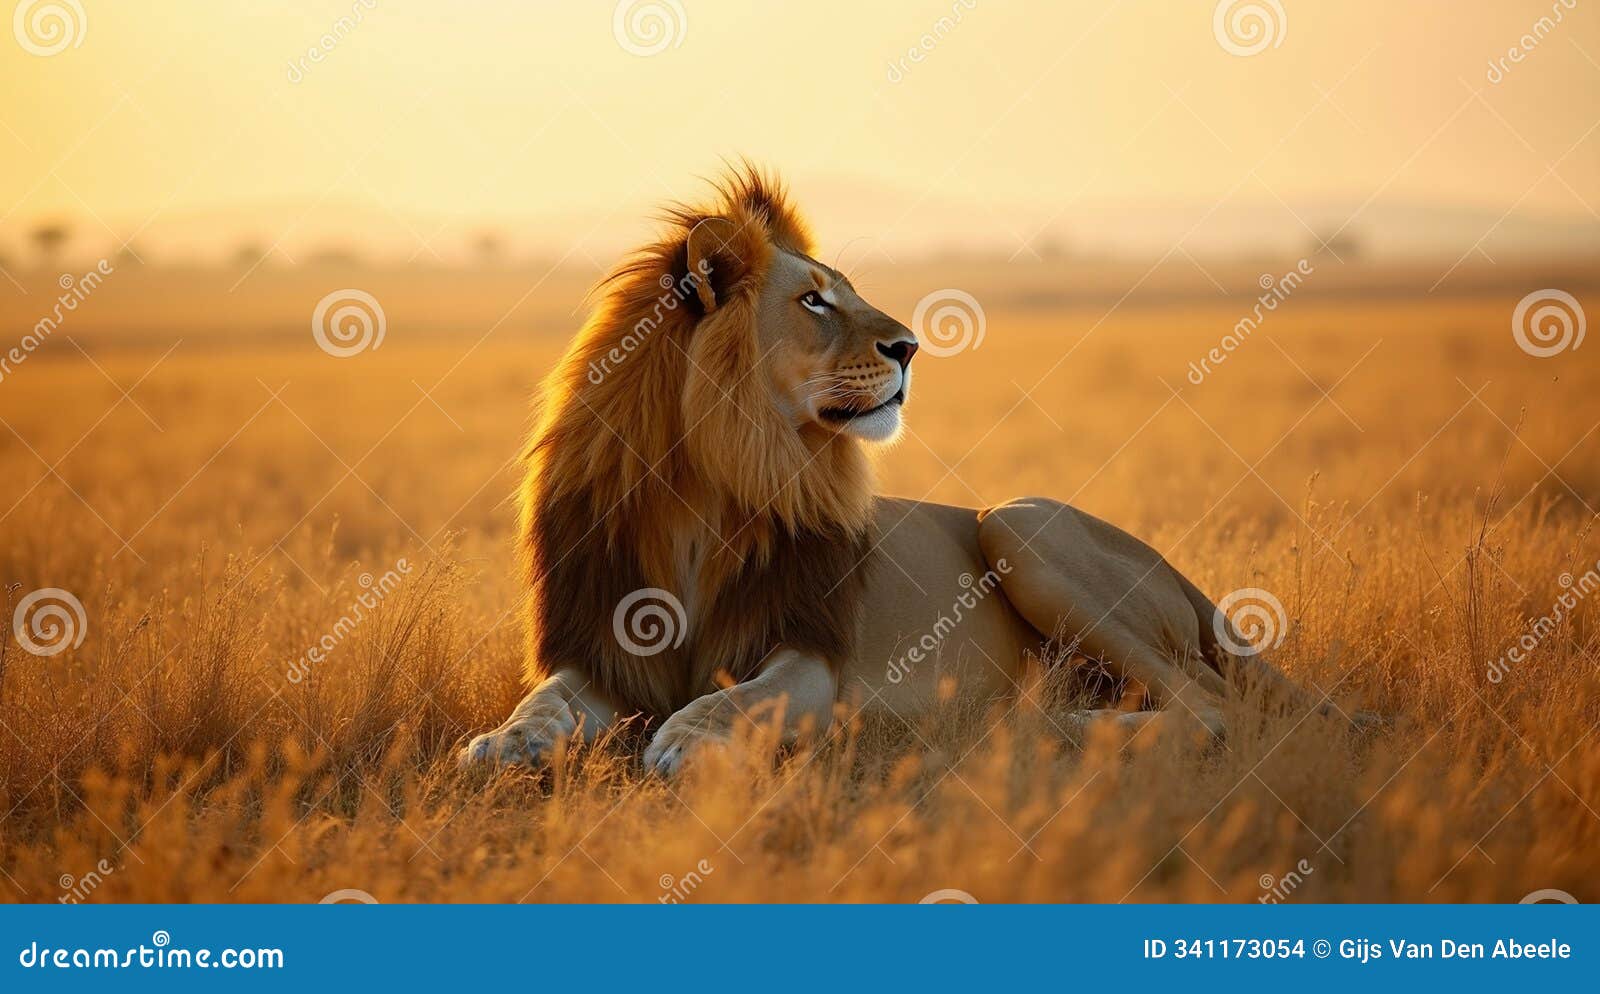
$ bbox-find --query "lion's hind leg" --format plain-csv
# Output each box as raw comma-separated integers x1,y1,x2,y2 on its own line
977,498,1227,742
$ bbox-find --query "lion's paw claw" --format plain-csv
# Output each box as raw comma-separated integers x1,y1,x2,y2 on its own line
458,707,577,770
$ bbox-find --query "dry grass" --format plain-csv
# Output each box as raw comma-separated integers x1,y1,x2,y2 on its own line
1,260,1598,903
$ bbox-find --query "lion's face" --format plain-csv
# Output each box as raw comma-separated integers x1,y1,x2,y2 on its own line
753,249,919,444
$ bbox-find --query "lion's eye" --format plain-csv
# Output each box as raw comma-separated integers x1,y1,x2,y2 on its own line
799,290,831,315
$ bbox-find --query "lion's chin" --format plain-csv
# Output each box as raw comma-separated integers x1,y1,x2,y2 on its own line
835,398,904,444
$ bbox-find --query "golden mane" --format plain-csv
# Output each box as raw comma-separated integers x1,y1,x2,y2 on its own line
517,166,875,717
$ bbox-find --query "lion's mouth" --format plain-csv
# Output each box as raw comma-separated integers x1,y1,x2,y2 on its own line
819,388,905,424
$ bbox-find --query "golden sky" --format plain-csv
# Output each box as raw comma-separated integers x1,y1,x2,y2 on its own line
3,0,1598,261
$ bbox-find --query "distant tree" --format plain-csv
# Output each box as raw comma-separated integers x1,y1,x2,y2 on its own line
1035,231,1074,262
115,240,146,267
308,245,363,268
30,222,70,264
232,241,267,269
472,231,505,266
1309,229,1363,260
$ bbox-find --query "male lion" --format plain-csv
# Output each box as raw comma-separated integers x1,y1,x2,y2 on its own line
462,167,1339,774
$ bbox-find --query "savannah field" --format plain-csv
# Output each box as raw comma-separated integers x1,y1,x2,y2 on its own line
0,253,1597,904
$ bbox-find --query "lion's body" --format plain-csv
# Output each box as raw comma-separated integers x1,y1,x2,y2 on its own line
463,166,1329,772
844,497,1235,724
846,498,1038,716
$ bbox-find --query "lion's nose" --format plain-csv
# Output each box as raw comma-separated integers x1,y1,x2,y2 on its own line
876,338,919,370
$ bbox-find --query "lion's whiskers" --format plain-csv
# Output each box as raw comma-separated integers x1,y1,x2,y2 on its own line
802,377,866,407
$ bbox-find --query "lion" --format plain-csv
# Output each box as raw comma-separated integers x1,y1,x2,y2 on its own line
462,166,1348,774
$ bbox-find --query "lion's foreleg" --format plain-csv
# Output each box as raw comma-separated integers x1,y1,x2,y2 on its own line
459,666,624,768
643,648,836,776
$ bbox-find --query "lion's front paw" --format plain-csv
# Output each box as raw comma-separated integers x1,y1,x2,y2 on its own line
642,697,734,777
459,704,578,769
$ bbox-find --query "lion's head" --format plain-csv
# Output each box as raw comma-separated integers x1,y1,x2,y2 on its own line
518,166,916,716
726,219,919,446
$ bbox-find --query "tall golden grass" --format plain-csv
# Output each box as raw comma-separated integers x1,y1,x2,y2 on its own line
1,263,1597,902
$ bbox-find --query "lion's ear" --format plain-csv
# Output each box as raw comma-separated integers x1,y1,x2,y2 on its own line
684,216,741,313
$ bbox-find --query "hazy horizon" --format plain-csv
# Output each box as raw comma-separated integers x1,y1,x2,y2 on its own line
4,0,1598,269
